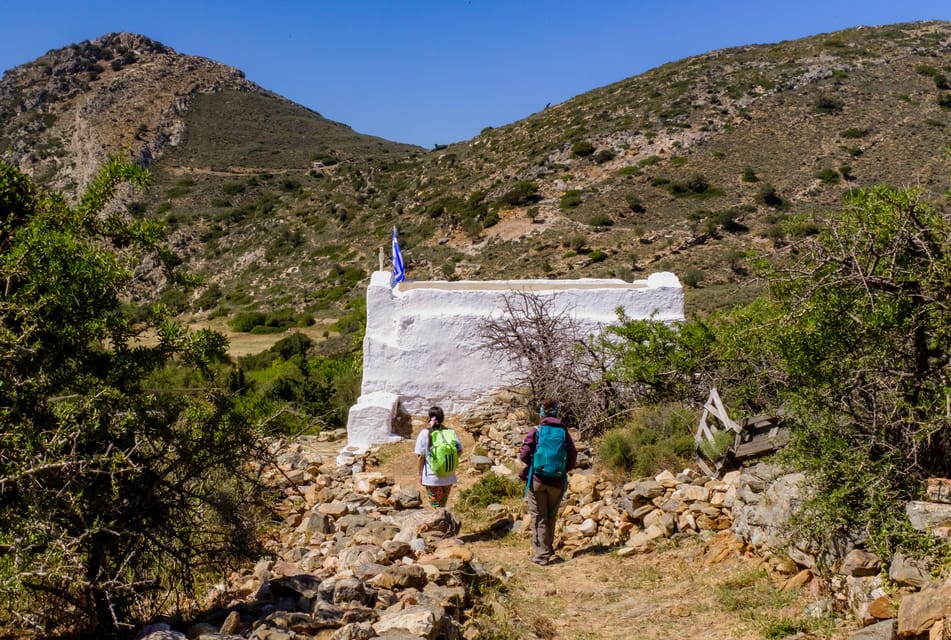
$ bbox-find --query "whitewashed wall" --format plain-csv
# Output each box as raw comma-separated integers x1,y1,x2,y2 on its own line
345,270,684,450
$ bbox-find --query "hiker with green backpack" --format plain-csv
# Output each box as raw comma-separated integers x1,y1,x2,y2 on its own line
415,406,463,509
519,400,578,566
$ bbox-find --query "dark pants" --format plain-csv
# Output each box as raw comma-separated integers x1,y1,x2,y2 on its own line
527,479,563,563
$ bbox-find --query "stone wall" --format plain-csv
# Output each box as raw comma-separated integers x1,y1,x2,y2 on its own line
345,270,684,451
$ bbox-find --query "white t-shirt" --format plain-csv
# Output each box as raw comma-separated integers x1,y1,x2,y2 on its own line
414,427,462,487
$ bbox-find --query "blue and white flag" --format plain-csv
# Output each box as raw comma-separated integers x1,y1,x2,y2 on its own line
391,226,405,283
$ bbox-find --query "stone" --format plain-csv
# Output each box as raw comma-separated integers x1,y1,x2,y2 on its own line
840,549,881,577
296,510,334,537
372,604,444,639
926,478,951,504
674,484,710,502
569,473,597,498
897,577,951,637
848,619,897,640
370,564,428,590
889,552,932,588
391,487,423,509
138,628,186,640
867,595,897,620
330,622,376,640
906,501,951,533
318,501,350,517
655,470,679,488
331,577,375,606
470,455,494,471
433,540,473,562
267,574,322,600
782,569,813,590
353,471,387,494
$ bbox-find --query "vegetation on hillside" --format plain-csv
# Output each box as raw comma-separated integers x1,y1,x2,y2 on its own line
5,23,951,322
0,160,278,636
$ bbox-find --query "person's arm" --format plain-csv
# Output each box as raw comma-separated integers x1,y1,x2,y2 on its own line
566,432,579,471
415,429,428,483
518,428,537,464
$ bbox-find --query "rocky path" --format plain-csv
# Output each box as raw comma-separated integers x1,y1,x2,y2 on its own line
129,421,861,640
370,430,853,640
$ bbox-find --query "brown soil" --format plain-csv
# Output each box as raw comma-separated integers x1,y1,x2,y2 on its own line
371,423,858,640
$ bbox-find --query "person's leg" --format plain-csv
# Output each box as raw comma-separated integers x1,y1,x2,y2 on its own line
425,485,451,508
435,485,451,508
529,479,553,563
542,484,564,558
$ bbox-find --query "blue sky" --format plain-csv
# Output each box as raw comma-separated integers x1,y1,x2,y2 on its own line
1,1,947,147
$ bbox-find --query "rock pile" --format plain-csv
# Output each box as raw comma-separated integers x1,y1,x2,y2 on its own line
136,436,506,640
137,405,951,640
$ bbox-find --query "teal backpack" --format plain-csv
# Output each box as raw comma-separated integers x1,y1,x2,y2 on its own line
531,424,568,481
428,428,459,477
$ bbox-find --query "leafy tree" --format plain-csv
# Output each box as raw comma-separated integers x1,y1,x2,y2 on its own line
750,186,951,555
0,159,272,636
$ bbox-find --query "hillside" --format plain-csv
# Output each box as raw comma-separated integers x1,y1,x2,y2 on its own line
2,23,951,320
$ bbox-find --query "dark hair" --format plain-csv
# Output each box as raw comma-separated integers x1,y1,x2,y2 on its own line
428,406,445,426
541,400,559,418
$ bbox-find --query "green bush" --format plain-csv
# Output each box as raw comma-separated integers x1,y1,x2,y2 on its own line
159,287,189,313
668,174,713,197
596,404,698,477
840,127,869,139
587,250,608,263
571,140,596,157
587,214,613,227
625,193,645,213
560,190,583,208
594,149,616,164
457,472,523,510
815,168,840,184
229,311,267,333
598,430,636,470
814,95,843,114
495,180,540,207
565,232,586,252
755,183,788,209
681,268,705,288
742,167,759,183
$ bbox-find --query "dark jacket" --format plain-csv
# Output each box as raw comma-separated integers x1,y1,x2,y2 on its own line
518,417,578,490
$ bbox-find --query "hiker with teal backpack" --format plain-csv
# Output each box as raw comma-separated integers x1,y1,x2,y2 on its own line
519,400,578,565
415,406,463,509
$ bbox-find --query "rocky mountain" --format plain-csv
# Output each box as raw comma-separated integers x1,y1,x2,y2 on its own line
2,23,951,320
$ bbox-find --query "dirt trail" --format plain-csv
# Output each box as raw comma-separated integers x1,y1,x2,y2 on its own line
370,425,857,640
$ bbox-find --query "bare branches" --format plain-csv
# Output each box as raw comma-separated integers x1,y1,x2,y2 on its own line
478,291,630,437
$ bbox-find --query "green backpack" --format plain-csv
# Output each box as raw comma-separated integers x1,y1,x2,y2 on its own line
428,428,459,477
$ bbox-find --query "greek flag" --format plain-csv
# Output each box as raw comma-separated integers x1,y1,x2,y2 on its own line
391,227,405,283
